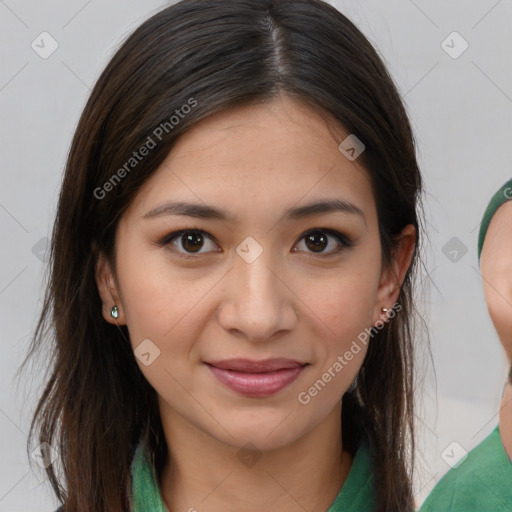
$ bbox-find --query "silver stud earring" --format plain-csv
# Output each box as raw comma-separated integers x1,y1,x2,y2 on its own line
110,305,119,319
381,308,389,313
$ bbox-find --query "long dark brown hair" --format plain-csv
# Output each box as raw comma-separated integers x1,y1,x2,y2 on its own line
19,1,424,510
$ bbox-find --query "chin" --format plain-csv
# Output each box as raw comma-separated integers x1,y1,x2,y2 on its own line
211,415,306,452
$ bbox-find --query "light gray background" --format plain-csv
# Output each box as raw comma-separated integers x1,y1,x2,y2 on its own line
1,0,511,510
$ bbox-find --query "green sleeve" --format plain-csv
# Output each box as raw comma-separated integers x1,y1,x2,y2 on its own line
477,178,512,260
419,426,512,512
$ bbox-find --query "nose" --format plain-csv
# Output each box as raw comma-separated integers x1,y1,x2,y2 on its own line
217,247,298,343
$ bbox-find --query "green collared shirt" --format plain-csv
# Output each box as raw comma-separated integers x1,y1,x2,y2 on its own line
477,178,512,260
129,437,376,511
420,425,512,512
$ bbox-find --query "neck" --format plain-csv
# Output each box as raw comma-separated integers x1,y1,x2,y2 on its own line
158,403,353,512
500,378,512,461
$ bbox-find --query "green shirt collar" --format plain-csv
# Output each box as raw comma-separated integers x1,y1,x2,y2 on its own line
129,437,376,511
477,178,512,261
326,439,376,511
130,437,167,512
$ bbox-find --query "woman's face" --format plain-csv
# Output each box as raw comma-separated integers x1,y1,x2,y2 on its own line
96,94,413,450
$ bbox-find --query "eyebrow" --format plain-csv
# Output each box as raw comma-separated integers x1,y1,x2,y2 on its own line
142,198,365,223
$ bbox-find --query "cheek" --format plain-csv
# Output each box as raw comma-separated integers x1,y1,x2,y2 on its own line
116,249,217,346
487,294,512,360
294,277,376,410
316,283,375,369
302,250,382,379
308,260,381,337
116,254,214,398
321,278,375,325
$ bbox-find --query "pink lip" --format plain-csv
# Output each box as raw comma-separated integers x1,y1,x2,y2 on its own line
206,358,307,397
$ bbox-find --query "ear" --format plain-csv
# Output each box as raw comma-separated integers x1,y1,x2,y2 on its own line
372,224,416,324
94,247,126,326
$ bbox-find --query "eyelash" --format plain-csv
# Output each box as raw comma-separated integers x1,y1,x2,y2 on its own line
157,227,353,259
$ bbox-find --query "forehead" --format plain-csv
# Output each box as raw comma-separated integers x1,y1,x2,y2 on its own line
125,95,377,228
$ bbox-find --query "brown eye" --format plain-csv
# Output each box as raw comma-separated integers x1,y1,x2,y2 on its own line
180,232,205,253
159,227,351,259
294,229,352,256
304,232,329,253
161,229,220,257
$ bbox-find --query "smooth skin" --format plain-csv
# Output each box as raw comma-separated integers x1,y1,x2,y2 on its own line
95,94,416,511
480,199,512,460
